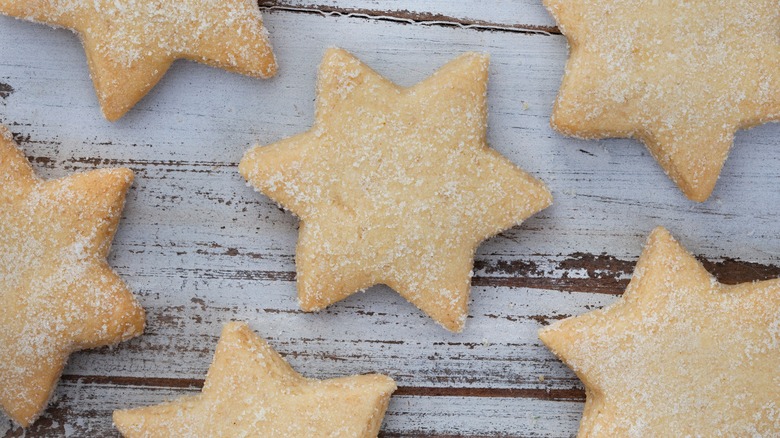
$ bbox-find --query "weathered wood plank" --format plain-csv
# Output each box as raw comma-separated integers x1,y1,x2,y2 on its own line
59,283,607,388
1,11,777,263
1,381,583,437
0,6,777,437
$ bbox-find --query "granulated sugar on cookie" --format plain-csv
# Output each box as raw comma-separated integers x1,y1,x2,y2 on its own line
545,0,780,201
0,0,277,120
0,125,145,427
113,322,397,437
239,48,552,332
539,227,780,436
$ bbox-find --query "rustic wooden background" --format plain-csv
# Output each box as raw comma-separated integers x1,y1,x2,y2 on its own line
1,1,778,436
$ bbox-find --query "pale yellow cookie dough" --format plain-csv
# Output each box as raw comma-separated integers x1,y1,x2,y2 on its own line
239,48,552,332
113,322,397,437
545,0,780,201
0,126,145,427
0,0,277,120
540,227,780,436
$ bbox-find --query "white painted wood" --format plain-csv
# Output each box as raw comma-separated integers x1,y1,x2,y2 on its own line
0,5,777,437
0,381,584,437
1,12,776,263
259,0,558,29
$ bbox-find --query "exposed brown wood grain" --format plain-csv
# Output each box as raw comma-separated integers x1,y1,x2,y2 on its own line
1,4,778,436
480,253,780,293
0,82,13,100
380,435,512,438
58,375,585,402
258,1,561,35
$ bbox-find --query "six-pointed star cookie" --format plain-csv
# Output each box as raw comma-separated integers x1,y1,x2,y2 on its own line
539,227,780,436
0,0,277,121
239,48,552,332
113,321,397,437
0,126,145,427
545,0,780,201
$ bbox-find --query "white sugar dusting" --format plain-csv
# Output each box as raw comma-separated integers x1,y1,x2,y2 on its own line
113,322,396,437
0,132,144,426
239,48,552,332
3,0,275,71
540,228,780,436
546,0,780,200
0,0,277,119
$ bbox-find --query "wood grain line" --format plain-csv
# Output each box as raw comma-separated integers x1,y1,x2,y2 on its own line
379,435,520,438
138,239,780,294
257,1,561,35
480,254,780,293
59,375,585,401
123,253,777,296
379,435,500,438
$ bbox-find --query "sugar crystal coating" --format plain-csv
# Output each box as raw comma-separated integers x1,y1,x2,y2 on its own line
239,48,552,332
540,227,780,436
0,126,145,427
0,0,277,120
113,322,397,437
546,0,780,201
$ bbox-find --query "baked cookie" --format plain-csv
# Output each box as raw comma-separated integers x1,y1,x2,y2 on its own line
0,125,145,426
539,227,780,436
0,0,277,121
239,48,552,332
545,0,780,201
113,321,397,437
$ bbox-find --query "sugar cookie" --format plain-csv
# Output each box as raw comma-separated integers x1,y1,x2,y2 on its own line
0,125,145,426
239,48,552,332
545,0,780,201
113,321,397,437
540,227,780,436
0,0,277,120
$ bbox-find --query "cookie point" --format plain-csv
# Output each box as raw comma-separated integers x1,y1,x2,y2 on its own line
263,58,279,79
7,408,37,429
322,46,352,62
647,226,675,246
93,167,135,193
237,149,255,178
537,325,552,344
223,320,251,336
538,183,554,208
463,51,490,64
101,105,129,123
441,316,466,333
124,302,146,340
297,296,324,312
114,167,135,184
681,184,714,203
112,409,137,436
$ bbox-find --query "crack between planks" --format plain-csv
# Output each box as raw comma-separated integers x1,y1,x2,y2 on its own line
152,258,780,296
59,375,585,401
173,243,780,295
257,1,560,36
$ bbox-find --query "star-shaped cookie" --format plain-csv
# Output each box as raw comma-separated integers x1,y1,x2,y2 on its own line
239,48,552,332
113,321,397,437
539,227,780,436
0,0,277,121
545,0,780,201
0,126,145,426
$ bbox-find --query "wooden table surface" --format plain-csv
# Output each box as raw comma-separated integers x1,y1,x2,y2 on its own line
1,1,779,436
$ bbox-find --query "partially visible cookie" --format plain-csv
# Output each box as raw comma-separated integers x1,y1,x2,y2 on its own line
113,321,397,437
545,0,780,201
239,47,552,332
0,0,277,121
539,227,780,436
0,125,145,426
